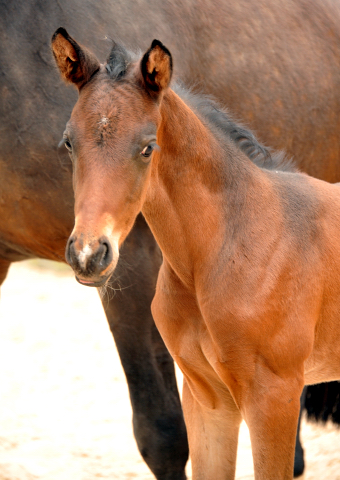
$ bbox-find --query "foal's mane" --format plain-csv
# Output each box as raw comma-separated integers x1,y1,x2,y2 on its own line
105,42,296,173
175,86,297,173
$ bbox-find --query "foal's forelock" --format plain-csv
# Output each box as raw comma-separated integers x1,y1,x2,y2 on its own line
105,41,136,79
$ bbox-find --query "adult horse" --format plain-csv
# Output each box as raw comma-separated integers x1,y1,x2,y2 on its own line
51,32,340,479
2,0,340,477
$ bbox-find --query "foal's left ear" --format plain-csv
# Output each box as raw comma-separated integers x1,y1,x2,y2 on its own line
140,40,173,99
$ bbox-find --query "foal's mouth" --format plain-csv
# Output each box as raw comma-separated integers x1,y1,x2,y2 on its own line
75,274,111,288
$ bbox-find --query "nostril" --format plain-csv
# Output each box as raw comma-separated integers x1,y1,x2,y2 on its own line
99,239,113,268
102,242,109,262
66,236,76,265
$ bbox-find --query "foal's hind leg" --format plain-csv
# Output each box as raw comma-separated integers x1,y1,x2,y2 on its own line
182,379,242,480
100,215,188,480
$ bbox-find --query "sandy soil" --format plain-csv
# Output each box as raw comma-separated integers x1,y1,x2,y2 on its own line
0,260,339,480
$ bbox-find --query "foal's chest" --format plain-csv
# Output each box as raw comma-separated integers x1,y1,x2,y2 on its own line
151,265,228,407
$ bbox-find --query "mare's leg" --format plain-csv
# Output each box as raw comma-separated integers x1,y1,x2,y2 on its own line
100,215,188,480
294,387,307,478
182,379,242,480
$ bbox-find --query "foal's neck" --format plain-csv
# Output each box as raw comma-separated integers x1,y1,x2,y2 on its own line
142,89,258,287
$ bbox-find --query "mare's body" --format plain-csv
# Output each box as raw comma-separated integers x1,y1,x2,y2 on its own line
51,33,340,479
2,0,340,477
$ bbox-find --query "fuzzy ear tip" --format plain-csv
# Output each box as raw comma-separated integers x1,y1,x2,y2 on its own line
150,39,171,58
151,39,163,49
52,27,68,43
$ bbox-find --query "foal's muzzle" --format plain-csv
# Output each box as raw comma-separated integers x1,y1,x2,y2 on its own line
66,235,115,287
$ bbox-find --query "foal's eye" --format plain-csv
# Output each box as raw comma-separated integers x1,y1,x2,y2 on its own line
64,138,72,152
58,135,73,153
140,144,155,158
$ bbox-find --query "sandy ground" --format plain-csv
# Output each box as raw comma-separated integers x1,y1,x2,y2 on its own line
0,260,339,480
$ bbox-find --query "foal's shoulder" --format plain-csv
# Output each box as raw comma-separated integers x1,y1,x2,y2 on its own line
269,170,340,220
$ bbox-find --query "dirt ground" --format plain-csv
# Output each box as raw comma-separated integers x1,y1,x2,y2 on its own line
0,260,339,480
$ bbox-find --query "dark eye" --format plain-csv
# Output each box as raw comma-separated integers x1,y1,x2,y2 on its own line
64,138,72,152
140,144,155,158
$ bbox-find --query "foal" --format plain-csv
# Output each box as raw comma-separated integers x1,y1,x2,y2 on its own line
52,29,340,479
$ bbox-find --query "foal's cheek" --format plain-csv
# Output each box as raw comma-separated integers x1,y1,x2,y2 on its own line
72,172,77,193
69,157,79,193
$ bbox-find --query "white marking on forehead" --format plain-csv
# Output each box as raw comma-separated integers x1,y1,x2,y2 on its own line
78,244,93,267
100,116,109,126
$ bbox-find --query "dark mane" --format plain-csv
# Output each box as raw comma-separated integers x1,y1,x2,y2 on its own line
175,85,297,173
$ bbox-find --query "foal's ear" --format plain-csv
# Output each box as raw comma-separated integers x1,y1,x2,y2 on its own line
140,40,173,99
51,27,100,90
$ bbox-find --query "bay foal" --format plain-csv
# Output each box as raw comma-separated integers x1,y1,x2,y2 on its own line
52,29,340,479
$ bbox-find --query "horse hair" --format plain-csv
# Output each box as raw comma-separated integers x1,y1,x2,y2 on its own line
106,42,135,79
105,43,297,173
175,84,297,173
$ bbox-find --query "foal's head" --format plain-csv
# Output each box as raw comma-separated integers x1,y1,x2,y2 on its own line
52,28,172,286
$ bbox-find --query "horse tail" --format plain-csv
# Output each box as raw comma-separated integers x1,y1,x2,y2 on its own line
304,381,340,424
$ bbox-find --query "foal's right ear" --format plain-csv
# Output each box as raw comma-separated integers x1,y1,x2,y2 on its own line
51,27,100,90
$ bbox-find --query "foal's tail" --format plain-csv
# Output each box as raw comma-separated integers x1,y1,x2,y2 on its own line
304,382,340,424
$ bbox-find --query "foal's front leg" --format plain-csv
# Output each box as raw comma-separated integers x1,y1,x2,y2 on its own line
182,379,242,480
242,372,304,480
